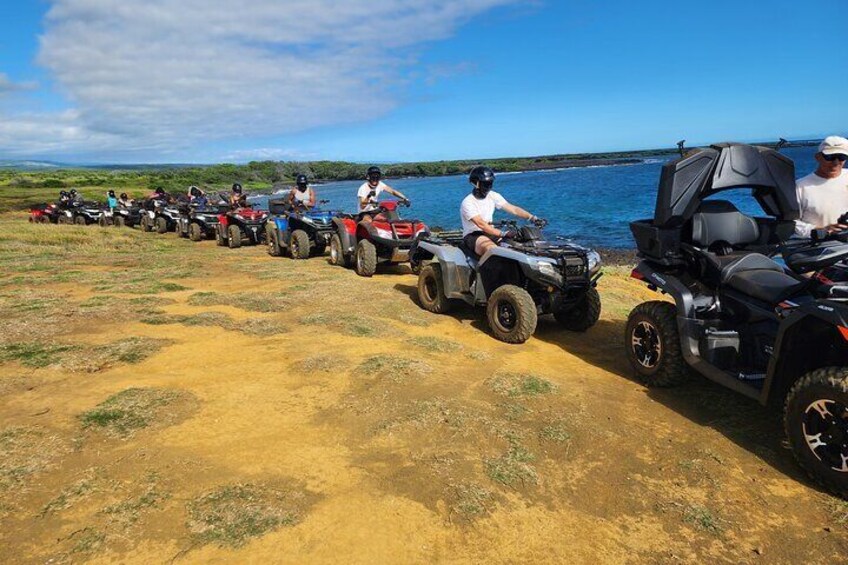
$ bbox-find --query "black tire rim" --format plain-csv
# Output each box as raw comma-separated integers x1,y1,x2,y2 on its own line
423,274,437,303
632,320,662,369
802,398,848,473
495,300,518,331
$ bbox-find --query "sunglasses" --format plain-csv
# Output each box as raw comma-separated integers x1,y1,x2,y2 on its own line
823,153,848,162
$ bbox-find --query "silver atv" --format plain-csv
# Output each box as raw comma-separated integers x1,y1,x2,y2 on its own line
409,221,602,343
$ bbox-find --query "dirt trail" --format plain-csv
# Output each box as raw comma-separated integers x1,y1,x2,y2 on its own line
0,221,845,564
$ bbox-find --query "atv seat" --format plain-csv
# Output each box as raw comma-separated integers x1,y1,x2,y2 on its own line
720,253,807,304
689,200,766,284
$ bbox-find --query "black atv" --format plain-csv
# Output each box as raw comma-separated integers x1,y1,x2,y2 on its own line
265,198,338,259
410,220,602,343
176,201,228,241
109,203,143,228
58,200,104,225
625,142,848,498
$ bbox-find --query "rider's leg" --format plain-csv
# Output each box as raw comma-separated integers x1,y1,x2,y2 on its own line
475,235,497,257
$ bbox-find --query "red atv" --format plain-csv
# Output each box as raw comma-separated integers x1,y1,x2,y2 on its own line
328,200,428,277
216,205,269,249
29,203,60,223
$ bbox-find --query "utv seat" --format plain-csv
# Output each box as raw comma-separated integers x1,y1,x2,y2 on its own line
721,253,807,303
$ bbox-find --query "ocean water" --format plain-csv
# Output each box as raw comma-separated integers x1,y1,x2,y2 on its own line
255,146,818,249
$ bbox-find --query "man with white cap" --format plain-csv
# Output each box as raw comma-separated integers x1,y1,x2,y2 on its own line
795,135,848,237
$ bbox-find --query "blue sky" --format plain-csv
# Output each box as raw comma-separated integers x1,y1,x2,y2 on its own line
0,0,845,164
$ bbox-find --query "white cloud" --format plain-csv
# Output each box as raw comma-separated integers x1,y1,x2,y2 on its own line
0,0,517,160
222,147,318,163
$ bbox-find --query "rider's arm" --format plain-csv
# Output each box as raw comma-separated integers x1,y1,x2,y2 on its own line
470,215,503,238
501,203,535,221
308,189,316,207
383,185,408,201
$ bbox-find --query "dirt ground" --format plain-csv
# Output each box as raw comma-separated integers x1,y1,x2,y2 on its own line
0,217,846,564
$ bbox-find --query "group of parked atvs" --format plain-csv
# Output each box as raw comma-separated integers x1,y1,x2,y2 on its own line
28,142,848,498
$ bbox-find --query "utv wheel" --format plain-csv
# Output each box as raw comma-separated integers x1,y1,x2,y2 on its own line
189,222,203,242
625,301,687,387
329,234,350,267
486,285,537,344
74,215,86,225
155,216,168,234
98,215,108,227
228,225,242,249
114,216,125,228
266,226,281,257
555,287,601,332
417,263,452,314
785,367,848,499
355,240,378,277
290,229,310,259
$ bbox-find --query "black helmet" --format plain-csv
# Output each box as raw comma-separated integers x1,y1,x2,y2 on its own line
295,174,308,189
154,187,165,195
189,185,202,197
108,189,116,197
60,190,68,197
120,193,128,200
469,166,495,198
366,166,381,183
69,189,78,195
232,183,243,194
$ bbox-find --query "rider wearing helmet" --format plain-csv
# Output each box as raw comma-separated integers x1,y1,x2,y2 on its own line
188,185,207,206
357,166,408,213
69,189,82,204
58,190,70,206
288,174,316,209
229,183,247,208
461,165,542,258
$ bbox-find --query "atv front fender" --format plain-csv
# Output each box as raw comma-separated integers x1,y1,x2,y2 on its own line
417,241,474,299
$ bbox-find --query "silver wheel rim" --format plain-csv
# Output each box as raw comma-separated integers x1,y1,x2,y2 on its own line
632,320,662,369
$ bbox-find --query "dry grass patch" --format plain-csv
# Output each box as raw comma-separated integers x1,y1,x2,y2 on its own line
187,483,312,548
301,311,382,337
0,426,67,492
406,336,462,353
357,355,432,382
299,354,348,373
484,445,538,487
80,388,196,438
487,372,557,398
187,291,289,313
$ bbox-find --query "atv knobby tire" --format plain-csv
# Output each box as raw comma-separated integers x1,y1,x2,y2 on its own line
290,229,310,259
228,224,242,249
355,239,377,277
155,216,168,234
555,287,601,331
417,263,452,314
266,226,281,256
74,215,86,225
624,301,687,387
486,285,537,344
329,234,350,267
189,222,203,242
216,227,226,246
98,215,108,227
114,215,125,228
785,366,848,499
141,215,153,232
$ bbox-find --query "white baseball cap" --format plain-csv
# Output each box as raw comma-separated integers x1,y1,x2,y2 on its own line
818,135,848,156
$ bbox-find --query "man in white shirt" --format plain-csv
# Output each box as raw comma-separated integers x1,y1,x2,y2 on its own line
357,166,408,213
795,136,848,238
461,166,542,257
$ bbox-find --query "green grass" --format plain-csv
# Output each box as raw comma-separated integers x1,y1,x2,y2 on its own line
186,291,289,313
484,445,538,487
451,483,493,519
487,373,557,398
300,311,382,337
0,343,73,368
187,483,304,547
80,388,187,438
357,355,432,381
682,504,723,534
406,336,462,353
539,422,571,443
300,354,347,373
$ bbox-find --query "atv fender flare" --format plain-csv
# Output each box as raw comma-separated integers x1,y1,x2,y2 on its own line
332,217,357,256
415,240,473,300
763,302,848,405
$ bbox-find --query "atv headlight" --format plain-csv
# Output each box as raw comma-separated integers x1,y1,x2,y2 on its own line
587,250,601,275
374,227,392,239
537,261,558,277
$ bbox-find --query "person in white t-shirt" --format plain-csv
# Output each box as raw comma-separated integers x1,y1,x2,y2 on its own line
795,135,848,238
288,174,317,209
460,166,542,258
357,166,408,215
